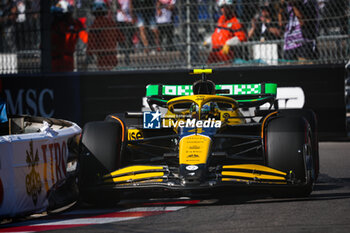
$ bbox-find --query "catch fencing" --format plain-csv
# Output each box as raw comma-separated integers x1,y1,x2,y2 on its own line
0,0,349,73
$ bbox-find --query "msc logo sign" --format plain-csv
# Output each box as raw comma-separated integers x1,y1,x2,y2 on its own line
143,111,161,129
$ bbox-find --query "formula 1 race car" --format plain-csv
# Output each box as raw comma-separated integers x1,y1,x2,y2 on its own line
78,69,319,204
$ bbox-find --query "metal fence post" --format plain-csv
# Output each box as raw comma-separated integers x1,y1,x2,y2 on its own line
190,0,199,67
40,0,51,73
348,0,350,60
186,0,191,68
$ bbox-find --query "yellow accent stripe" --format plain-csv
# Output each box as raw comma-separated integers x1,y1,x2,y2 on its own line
261,111,278,138
112,172,164,183
222,171,286,181
222,178,247,183
222,178,287,184
222,164,286,176
179,134,211,165
139,179,163,183
111,116,125,142
192,69,212,74
108,165,165,177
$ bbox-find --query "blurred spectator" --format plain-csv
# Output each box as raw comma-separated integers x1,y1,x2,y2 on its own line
205,0,247,64
318,0,348,35
14,0,29,51
133,0,160,53
87,0,124,71
279,0,319,62
0,0,17,52
234,0,258,29
51,0,88,72
27,0,41,50
317,0,327,34
156,0,176,51
116,0,136,65
248,5,281,42
198,0,211,21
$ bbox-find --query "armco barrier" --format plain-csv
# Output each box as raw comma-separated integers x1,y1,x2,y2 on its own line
1,64,347,139
0,118,81,218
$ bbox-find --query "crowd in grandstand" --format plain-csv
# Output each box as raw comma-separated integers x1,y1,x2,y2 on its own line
0,0,348,71
0,0,40,52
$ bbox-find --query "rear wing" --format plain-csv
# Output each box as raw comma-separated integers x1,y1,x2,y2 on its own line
146,83,277,108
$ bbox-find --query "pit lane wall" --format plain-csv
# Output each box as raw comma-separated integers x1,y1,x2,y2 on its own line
0,64,347,139
0,121,81,218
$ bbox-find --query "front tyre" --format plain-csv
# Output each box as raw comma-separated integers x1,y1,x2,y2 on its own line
279,109,319,181
79,121,122,205
265,116,315,197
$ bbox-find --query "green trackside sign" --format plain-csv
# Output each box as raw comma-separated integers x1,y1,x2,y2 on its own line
146,83,277,96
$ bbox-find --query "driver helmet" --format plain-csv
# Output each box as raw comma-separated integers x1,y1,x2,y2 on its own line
217,0,234,7
201,104,211,115
201,102,219,119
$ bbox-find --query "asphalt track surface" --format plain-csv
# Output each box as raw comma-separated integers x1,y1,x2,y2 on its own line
1,142,350,233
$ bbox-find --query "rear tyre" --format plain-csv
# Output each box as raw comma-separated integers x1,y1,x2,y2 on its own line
265,116,315,197
79,121,122,205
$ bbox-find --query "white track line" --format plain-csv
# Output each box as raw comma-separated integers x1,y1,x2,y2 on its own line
0,206,187,233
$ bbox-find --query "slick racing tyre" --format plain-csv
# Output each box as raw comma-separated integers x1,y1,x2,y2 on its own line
79,121,122,205
279,109,319,181
265,116,315,197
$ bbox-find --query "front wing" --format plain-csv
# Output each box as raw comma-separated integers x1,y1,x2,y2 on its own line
85,164,304,191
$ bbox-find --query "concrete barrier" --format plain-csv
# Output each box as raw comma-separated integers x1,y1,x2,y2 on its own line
0,116,81,218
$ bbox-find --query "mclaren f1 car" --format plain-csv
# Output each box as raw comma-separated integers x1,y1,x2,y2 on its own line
78,69,319,204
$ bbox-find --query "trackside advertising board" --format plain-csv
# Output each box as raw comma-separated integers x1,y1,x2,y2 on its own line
1,73,81,125
0,123,81,218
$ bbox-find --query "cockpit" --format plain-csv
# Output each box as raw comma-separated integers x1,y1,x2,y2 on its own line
167,95,238,121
